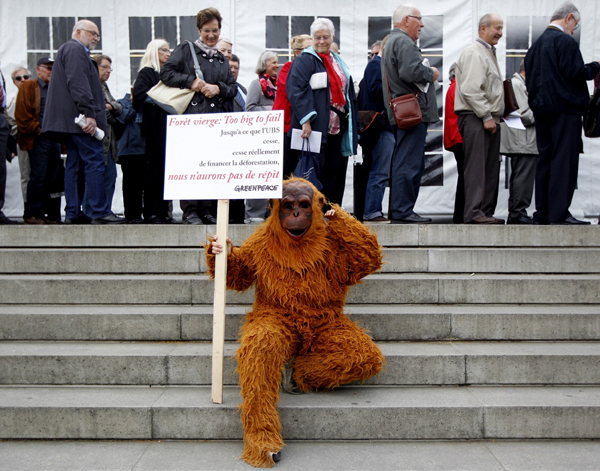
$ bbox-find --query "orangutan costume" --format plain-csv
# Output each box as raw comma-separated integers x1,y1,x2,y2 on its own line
206,177,384,468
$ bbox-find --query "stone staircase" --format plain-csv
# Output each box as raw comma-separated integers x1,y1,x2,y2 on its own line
1,224,600,456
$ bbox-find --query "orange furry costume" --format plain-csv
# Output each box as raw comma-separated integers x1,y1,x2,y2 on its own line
206,178,384,468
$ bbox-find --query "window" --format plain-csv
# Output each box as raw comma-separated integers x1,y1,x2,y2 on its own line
367,15,444,186
505,16,580,78
26,17,103,76
266,16,340,64
129,16,196,83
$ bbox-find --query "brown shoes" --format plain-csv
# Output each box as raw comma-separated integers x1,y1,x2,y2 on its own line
24,216,46,225
468,216,505,225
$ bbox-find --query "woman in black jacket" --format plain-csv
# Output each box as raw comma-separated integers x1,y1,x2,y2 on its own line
132,38,175,224
160,7,237,225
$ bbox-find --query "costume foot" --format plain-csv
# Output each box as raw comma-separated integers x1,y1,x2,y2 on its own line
282,364,307,395
241,442,283,468
270,451,281,462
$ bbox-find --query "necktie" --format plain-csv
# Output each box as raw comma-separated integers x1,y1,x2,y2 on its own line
237,89,245,110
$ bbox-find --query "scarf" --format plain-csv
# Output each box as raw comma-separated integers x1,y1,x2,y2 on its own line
258,73,277,99
317,52,346,107
195,38,219,58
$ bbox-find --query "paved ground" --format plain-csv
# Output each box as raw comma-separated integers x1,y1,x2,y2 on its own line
2,440,600,470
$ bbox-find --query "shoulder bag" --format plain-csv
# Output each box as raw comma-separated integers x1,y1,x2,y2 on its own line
503,79,519,117
294,137,323,191
147,41,204,115
384,68,422,130
584,79,600,138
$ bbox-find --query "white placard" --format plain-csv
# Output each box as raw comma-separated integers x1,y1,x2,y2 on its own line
164,110,284,200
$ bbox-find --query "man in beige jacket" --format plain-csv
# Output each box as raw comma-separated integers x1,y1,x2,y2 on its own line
454,13,505,224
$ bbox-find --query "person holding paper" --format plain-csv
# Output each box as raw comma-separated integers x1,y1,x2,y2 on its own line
287,17,359,206
160,7,237,225
500,60,537,225
132,38,175,224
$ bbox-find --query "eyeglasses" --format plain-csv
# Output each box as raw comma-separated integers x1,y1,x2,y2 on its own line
99,65,113,71
200,28,220,34
39,65,53,70
573,16,580,31
159,48,171,53
81,28,100,39
408,15,423,21
14,74,31,81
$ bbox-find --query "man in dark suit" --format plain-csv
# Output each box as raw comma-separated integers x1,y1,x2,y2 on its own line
525,1,600,225
230,54,247,112
42,19,124,224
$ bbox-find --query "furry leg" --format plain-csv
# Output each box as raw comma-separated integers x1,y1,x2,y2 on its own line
293,316,384,391
236,315,297,468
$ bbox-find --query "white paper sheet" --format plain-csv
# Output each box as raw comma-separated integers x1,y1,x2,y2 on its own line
504,112,526,130
291,128,323,152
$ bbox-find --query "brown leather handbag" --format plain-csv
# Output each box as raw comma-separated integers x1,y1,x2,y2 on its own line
385,69,422,130
503,79,519,117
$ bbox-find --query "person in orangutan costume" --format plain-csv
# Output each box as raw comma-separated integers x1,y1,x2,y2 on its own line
207,177,385,468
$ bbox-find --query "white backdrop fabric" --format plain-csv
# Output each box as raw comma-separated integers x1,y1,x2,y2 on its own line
1,0,598,218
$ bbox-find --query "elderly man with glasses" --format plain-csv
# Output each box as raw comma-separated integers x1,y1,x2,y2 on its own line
41,19,125,224
525,1,600,225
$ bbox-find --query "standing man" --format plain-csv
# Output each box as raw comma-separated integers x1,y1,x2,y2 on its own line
0,63,18,224
16,58,63,224
525,1,600,225
230,54,247,112
500,60,537,225
382,4,439,224
41,19,125,224
454,13,505,224
359,38,395,222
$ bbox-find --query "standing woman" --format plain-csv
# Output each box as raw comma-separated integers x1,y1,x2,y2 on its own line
273,34,312,178
287,18,359,206
160,7,237,225
132,38,174,224
244,50,279,224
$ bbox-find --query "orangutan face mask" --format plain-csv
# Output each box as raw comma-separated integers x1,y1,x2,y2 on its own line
279,182,314,240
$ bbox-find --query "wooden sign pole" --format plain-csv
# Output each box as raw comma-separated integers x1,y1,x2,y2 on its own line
211,199,229,404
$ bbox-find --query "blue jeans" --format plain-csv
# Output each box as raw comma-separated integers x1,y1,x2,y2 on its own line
389,122,428,220
363,129,395,219
65,134,109,219
83,149,116,218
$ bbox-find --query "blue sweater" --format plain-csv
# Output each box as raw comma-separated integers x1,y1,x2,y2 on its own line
525,26,600,116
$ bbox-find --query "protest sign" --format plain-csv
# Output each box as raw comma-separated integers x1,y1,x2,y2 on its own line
164,110,283,200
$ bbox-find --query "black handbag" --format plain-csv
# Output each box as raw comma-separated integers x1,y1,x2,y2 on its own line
503,79,519,117
294,138,322,190
584,81,600,138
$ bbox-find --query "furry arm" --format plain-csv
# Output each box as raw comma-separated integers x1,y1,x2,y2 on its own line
205,244,256,292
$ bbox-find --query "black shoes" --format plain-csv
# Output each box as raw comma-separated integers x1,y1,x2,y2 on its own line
183,214,203,225
390,213,432,224
507,216,533,225
64,215,92,225
91,213,127,225
201,214,217,225
551,216,591,225
0,216,18,225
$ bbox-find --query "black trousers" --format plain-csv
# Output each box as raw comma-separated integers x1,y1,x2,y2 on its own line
120,155,146,221
319,132,347,206
24,135,62,221
144,133,170,220
448,143,465,224
533,113,582,223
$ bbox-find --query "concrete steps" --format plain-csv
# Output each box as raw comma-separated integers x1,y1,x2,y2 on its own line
3,273,600,304
1,341,600,386
3,440,600,471
1,385,599,440
3,247,600,273
3,304,600,341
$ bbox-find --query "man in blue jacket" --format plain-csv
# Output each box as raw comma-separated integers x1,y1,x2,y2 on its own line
525,1,600,225
42,19,124,224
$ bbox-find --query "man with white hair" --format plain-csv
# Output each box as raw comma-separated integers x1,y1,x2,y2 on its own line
454,13,505,224
42,19,124,224
525,1,600,225
382,4,439,224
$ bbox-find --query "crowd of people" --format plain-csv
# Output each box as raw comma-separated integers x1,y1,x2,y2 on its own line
0,2,598,225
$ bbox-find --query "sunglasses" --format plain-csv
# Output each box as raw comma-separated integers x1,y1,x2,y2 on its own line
14,74,31,81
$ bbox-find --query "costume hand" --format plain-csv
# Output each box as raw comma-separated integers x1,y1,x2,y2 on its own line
191,78,205,92
324,209,335,218
201,83,220,99
82,117,97,135
483,119,497,134
209,235,232,255
301,121,312,138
